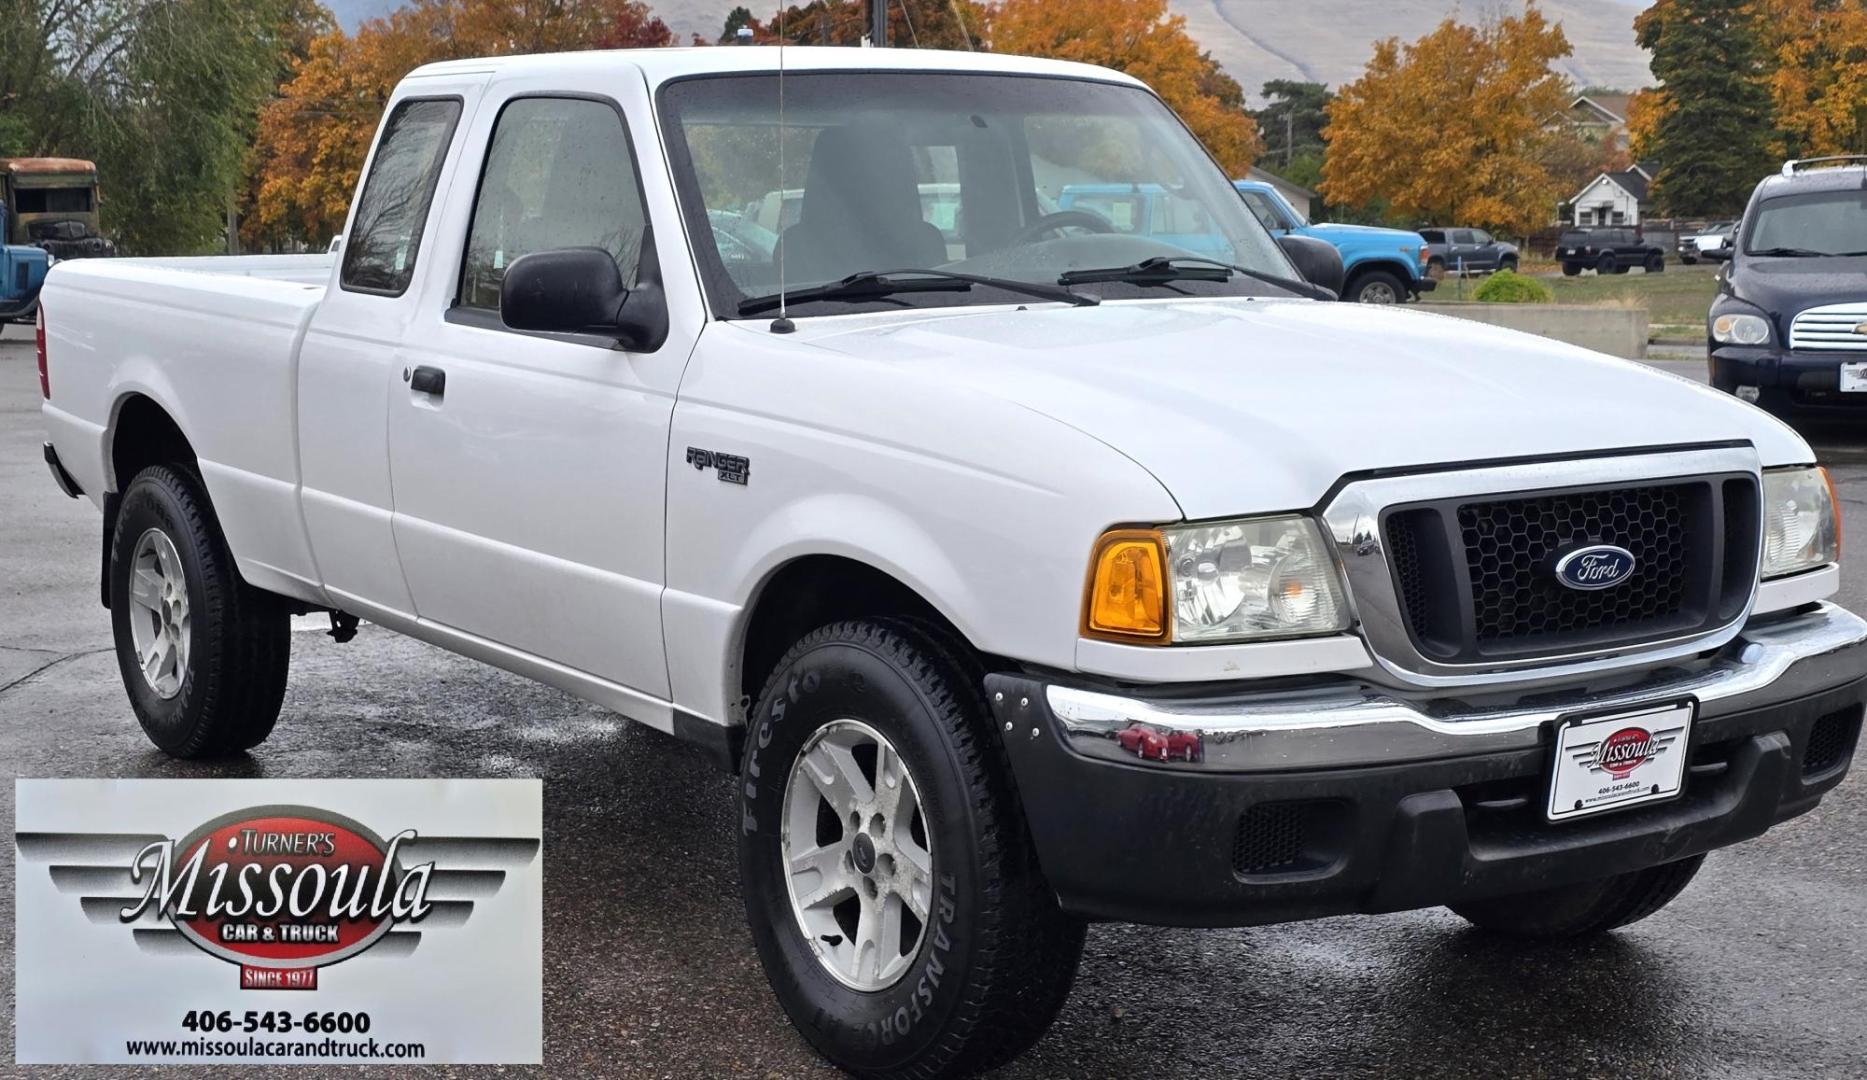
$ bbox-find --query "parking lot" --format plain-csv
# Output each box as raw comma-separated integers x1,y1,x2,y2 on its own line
3,334,1865,1078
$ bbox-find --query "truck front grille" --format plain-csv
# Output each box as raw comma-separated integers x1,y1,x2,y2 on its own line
1790,302,1867,351
1384,475,1759,664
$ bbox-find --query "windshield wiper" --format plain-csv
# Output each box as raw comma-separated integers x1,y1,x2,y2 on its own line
736,268,1097,316
1749,246,1833,257
1056,255,1333,300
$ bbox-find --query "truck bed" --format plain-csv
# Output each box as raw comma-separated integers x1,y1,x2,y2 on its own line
39,253,333,604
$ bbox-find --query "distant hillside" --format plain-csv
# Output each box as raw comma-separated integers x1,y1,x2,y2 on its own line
1176,0,1653,99
324,0,1656,97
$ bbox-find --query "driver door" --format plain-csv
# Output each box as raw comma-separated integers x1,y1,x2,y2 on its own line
386,82,685,700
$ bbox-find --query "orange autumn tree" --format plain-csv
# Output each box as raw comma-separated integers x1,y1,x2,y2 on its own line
988,0,1261,174
1624,86,1666,161
248,0,670,249
1758,0,1867,157
1323,4,1574,235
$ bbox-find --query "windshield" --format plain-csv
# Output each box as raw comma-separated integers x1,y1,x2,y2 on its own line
1745,190,1867,256
658,72,1300,317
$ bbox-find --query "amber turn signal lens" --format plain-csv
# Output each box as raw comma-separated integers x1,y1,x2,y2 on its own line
1823,466,1842,553
1084,529,1168,642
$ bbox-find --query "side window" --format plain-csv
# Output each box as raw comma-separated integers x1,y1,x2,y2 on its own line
1472,230,1492,245
342,98,462,296
1452,229,1475,244
459,96,646,312
1239,191,1285,231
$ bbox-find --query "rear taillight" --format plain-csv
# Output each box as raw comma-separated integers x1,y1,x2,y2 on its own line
35,306,48,399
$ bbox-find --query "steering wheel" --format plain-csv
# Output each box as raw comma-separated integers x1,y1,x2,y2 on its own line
1011,210,1116,246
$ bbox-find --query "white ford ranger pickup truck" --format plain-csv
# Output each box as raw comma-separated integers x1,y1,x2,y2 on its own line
37,47,1867,1079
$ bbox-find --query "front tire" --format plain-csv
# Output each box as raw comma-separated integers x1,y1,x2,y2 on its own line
1645,253,1665,273
1350,269,1406,304
1447,855,1705,939
738,619,1085,1078
1561,262,1582,277
109,465,289,758
1596,254,1617,275
1498,256,1518,274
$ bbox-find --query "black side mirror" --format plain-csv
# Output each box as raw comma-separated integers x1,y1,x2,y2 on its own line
1277,234,1344,298
500,228,669,352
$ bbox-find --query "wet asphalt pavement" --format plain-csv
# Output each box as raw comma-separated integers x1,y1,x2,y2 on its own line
2,334,1865,1079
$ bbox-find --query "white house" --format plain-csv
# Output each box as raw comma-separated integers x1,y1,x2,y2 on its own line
1569,165,1652,226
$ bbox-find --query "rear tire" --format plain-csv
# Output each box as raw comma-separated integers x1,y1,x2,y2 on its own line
738,618,1085,1078
1596,254,1617,275
1447,855,1705,939
109,465,289,758
1681,255,1698,265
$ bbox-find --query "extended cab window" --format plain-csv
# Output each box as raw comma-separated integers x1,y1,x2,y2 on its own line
459,96,646,311
341,98,461,296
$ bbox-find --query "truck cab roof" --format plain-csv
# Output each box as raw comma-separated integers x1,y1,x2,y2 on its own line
407,45,1147,90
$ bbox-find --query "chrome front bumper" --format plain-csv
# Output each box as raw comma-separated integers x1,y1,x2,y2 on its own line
1047,602,1867,773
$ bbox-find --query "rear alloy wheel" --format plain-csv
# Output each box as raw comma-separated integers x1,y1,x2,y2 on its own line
1352,269,1405,304
739,618,1085,1078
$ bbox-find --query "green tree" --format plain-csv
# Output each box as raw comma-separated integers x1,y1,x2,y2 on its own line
1634,0,1776,216
1252,80,1333,167
0,0,302,255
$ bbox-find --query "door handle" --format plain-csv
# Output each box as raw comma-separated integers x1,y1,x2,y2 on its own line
409,365,446,397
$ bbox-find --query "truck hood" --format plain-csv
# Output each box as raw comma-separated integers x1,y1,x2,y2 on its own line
794,299,1808,518
1302,222,1420,243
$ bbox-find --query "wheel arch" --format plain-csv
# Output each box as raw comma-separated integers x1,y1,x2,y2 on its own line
734,552,989,716
107,391,199,494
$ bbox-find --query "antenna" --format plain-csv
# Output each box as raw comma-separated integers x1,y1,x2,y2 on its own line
769,2,794,334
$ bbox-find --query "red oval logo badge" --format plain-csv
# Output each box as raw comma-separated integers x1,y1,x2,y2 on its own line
1596,727,1654,779
161,807,419,971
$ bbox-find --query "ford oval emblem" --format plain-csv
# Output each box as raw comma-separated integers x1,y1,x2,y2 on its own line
1554,545,1637,591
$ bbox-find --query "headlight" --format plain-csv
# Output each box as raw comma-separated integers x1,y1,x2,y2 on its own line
1761,466,1839,578
1084,516,1350,644
1712,312,1771,345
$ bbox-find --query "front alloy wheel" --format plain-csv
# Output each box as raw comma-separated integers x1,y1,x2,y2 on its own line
781,719,934,991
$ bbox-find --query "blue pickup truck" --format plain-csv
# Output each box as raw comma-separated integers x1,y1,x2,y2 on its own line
1232,180,1434,304
0,205,51,325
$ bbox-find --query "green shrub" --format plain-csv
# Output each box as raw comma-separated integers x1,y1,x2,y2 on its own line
1473,269,1554,304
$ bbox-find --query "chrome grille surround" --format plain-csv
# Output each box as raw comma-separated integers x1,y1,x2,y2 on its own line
1790,301,1867,351
1319,446,1765,690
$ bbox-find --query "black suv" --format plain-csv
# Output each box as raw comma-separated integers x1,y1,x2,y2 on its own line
1556,227,1666,275
1710,157,1867,414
